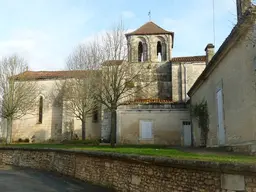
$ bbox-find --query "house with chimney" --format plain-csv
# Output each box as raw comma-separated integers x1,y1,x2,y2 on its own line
188,0,256,152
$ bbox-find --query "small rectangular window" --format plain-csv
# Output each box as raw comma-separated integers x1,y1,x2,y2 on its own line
38,96,43,124
140,120,153,139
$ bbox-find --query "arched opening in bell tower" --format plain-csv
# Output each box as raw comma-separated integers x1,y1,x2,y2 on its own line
138,42,143,62
156,36,167,62
157,41,162,62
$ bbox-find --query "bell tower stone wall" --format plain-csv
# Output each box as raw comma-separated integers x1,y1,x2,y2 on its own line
127,34,173,63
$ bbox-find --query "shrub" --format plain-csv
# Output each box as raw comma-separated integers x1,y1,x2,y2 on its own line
101,138,110,143
0,137,6,143
49,139,55,143
18,138,23,142
24,138,30,143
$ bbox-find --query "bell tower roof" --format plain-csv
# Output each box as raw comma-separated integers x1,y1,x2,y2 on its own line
125,21,174,37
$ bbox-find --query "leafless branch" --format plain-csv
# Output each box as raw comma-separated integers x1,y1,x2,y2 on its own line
0,54,39,143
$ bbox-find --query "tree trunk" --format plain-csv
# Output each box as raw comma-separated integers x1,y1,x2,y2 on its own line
6,117,12,144
110,110,117,147
81,119,86,140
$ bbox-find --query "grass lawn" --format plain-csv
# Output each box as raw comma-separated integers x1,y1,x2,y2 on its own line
1,144,256,164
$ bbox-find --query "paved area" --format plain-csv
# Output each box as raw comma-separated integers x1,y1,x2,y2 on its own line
0,165,114,192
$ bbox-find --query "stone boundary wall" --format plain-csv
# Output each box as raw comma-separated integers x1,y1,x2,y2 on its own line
0,147,256,192
225,144,256,156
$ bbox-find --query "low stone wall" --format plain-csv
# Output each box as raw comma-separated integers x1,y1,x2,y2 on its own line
0,148,256,192
225,144,256,156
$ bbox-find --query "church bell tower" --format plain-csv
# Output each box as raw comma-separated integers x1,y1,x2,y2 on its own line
125,21,174,63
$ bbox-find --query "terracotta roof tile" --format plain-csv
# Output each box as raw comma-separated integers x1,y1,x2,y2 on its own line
124,99,174,104
102,60,124,66
125,21,174,36
12,70,94,80
171,55,206,62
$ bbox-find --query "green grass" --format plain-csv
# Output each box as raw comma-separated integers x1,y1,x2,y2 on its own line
2,143,256,164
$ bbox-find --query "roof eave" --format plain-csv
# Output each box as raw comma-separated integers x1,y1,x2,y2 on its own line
125,31,174,36
188,8,256,97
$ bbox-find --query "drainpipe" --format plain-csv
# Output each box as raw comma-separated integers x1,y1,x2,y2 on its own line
182,63,187,102
190,97,194,146
179,63,182,101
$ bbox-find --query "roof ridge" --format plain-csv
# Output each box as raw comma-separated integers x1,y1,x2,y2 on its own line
125,21,173,36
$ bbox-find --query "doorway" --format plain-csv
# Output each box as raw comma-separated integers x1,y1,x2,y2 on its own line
183,121,192,146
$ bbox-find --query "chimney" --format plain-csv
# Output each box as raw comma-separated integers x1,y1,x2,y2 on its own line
236,0,252,22
205,43,215,65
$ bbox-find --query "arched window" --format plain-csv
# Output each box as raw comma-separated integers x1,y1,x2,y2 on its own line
157,41,162,55
38,96,43,124
138,42,143,62
156,36,168,62
157,41,162,62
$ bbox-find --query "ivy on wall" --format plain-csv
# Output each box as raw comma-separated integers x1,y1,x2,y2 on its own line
191,99,209,147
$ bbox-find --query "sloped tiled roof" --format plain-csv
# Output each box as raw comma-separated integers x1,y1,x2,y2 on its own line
12,70,94,80
125,21,174,36
172,55,206,63
102,60,124,66
123,99,187,105
131,99,173,104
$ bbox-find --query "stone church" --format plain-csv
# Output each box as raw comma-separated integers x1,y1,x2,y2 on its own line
9,21,212,145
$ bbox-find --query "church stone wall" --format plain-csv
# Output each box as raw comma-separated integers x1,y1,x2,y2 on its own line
12,79,63,142
172,62,206,102
12,79,101,142
131,62,172,99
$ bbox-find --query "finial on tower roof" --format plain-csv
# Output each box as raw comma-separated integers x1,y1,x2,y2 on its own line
148,10,151,21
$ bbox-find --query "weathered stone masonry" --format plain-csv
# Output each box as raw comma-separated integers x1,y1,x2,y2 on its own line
0,148,256,192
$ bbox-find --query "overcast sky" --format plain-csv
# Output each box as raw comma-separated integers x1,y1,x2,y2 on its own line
0,0,240,70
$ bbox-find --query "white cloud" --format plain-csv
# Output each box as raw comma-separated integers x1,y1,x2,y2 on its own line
0,23,92,71
0,0,94,71
121,11,135,19
0,0,239,70
0,29,52,69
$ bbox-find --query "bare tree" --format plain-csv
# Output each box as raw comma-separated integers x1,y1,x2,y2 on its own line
0,55,39,144
92,21,152,147
64,20,152,146
54,44,101,140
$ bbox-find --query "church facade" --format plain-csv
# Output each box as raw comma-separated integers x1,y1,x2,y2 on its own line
102,22,212,145
9,21,211,145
